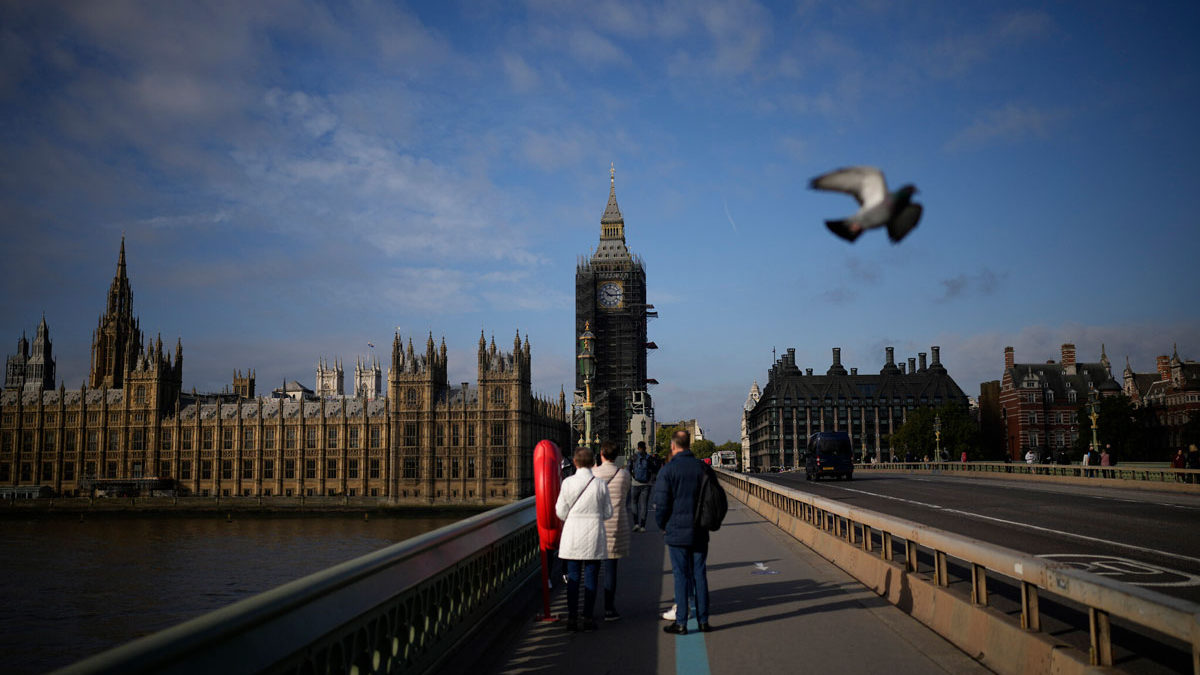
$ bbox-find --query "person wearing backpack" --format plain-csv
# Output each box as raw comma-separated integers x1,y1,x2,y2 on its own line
629,441,653,532
653,429,713,635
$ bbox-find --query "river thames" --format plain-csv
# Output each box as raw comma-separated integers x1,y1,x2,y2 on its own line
0,513,462,673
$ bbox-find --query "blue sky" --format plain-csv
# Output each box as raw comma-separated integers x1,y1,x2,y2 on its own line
2,1,1198,443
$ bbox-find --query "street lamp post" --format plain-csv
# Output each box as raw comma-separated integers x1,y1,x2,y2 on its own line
934,414,942,460
577,323,597,451
1088,390,1100,455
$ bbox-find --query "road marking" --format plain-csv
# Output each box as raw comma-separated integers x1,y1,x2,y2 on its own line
907,476,1200,510
823,483,1200,567
675,607,711,675
1038,554,1200,587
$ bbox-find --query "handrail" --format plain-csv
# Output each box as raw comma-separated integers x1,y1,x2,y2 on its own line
715,469,1200,670
858,461,1200,485
55,497,539,675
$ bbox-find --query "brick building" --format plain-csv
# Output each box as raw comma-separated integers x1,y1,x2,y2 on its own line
999,344,1121,461
0,239,570,503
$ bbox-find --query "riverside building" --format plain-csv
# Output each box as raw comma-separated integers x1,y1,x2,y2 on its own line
743,346,968,470
0,239,570,503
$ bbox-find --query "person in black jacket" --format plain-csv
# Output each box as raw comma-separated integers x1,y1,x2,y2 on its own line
653,429,712,634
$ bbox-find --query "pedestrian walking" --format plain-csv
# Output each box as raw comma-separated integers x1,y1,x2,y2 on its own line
1100,446,1112,478
1082,448,1092,477
628,441,653,531
1172,448,1187,481
960,450,968,463
1187,444,1200,484
555,446,612,632
654,429,713,635
593,441,631,621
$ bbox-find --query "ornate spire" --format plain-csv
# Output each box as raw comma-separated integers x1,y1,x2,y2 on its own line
600,162,624,232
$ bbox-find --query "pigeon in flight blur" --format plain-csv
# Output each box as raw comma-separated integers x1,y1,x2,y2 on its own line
809,166,922,243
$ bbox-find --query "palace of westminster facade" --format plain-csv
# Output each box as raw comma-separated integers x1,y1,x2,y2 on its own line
1,240,570,503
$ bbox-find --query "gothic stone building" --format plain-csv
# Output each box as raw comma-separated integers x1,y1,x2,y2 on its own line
1122,346,1200,455
0,239,570,503
575,166,654,447
999,344,1121,461
745,346,968,470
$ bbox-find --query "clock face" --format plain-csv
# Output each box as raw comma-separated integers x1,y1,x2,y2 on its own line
598,281,624,309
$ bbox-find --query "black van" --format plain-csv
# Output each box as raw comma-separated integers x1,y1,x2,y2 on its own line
804,431,854,481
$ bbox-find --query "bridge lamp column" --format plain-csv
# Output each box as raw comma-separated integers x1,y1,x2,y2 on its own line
1088,390,1100,455
578,324,597,451
934,414,942,459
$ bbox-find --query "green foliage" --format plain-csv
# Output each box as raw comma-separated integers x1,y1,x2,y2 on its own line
655,426,674,458
1073,395,1156,461
692,439,716,459
890,404,980,460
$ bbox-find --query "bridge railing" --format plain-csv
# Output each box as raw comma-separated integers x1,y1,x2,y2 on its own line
858,460,1200,484
54,498,538,675
716,469,1200,671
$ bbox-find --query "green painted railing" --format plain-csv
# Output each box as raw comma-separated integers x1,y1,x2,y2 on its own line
53,498,539,675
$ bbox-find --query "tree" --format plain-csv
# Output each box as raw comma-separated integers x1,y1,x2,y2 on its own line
890,404,980,460
1074,395,1156,461
692,439,716,459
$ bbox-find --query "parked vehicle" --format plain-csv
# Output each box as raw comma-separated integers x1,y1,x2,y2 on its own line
712,450,739,471
804,431,854,481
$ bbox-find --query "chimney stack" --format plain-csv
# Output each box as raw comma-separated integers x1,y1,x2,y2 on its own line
787,348,796,366
832,347,842,367
1005,346,1015,369
908,357,917,373
1157,355,1171,381
899,363,907,374
918,352,927,372
850,368,858,376
806,368,813,376
886,346,895,365
1061,343,1077,375
931,346,941,366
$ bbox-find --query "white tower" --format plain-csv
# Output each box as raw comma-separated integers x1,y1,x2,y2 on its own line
354,355,382,399
315,357,344,397
741,380,761,471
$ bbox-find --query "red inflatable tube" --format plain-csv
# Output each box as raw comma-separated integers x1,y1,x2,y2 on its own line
533,439,564,551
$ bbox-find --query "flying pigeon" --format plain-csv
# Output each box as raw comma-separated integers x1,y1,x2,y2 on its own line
809,166,922,243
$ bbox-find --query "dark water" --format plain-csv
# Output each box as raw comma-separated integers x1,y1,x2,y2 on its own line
0,514,461,674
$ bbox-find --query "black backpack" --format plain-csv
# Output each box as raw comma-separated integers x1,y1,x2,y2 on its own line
693,465,728,531
631,453,651,483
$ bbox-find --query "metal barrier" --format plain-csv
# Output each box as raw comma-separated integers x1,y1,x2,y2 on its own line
859,461,1200,485
54,498,539,675
716,469,1200,672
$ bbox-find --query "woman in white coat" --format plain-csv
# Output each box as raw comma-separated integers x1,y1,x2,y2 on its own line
555,446,613,631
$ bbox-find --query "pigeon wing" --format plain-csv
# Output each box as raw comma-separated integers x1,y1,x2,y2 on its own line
887,203,922,243
809,167,887,208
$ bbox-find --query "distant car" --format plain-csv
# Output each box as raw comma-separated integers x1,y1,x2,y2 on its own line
805,431,854,481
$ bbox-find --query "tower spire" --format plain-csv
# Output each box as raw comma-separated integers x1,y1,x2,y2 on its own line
600,163,625,240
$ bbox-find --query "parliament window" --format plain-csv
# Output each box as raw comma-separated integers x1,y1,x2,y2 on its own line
404,423,418,447
284,459,296,479
242,459,253,479
243,428,255,449
23,431,33,452
306,460,317,479
160,429,171,451
222,459,233,480
0,463,8,481
348,427,359,449
43,431,56,449
202,428,213,450
402,457,416,479
327,427,338,449
490,456,506,479
180,460,192,480
370,425,381,449
21,462,33,481
160,461,170,478
451,424,460,446
406,388,417,405
492,387,504,405
467,424,475,446
285,428,297,449
436,424,444,447
263,428,275,450
263,459,275,480
41,462,52,481
467,457,476,479
63,462,75,480
348,459,359,479
108,430,119,452
201,460,212,480
0,431,10,452
326,459,337,479
131,429,143,451
134,385,146,405
451,458,460,479
436,458,444,478
306,428,317,449
491,422,505,447
181,429,192,451
105,461,117,479
371,458,382,479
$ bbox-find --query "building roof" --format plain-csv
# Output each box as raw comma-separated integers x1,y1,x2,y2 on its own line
1005,361,1116,400
754,349,967,407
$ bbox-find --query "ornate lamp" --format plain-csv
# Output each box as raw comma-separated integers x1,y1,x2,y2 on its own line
577,323,596,449
933,413,942,458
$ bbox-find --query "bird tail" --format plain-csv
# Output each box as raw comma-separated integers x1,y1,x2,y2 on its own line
826,220,862,243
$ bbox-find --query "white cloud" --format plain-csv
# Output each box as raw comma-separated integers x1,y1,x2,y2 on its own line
945,103,1066,152
502,52,540,92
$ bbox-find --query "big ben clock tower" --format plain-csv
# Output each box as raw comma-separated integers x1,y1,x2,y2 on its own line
576,165,652,449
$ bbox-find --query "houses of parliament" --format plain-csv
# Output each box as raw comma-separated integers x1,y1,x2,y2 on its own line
1,239,570,503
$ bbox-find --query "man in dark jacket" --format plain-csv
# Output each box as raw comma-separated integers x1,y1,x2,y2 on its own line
653,429,712,634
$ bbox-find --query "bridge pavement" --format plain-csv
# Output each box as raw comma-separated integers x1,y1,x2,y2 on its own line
486,495,987,675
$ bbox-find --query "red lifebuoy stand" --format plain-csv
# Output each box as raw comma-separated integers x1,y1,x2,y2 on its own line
533,439,563,621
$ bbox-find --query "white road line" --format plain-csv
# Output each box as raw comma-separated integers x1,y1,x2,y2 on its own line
823,483,1200,567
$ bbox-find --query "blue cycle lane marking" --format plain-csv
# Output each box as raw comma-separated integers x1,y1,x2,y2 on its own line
675,607,711,675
